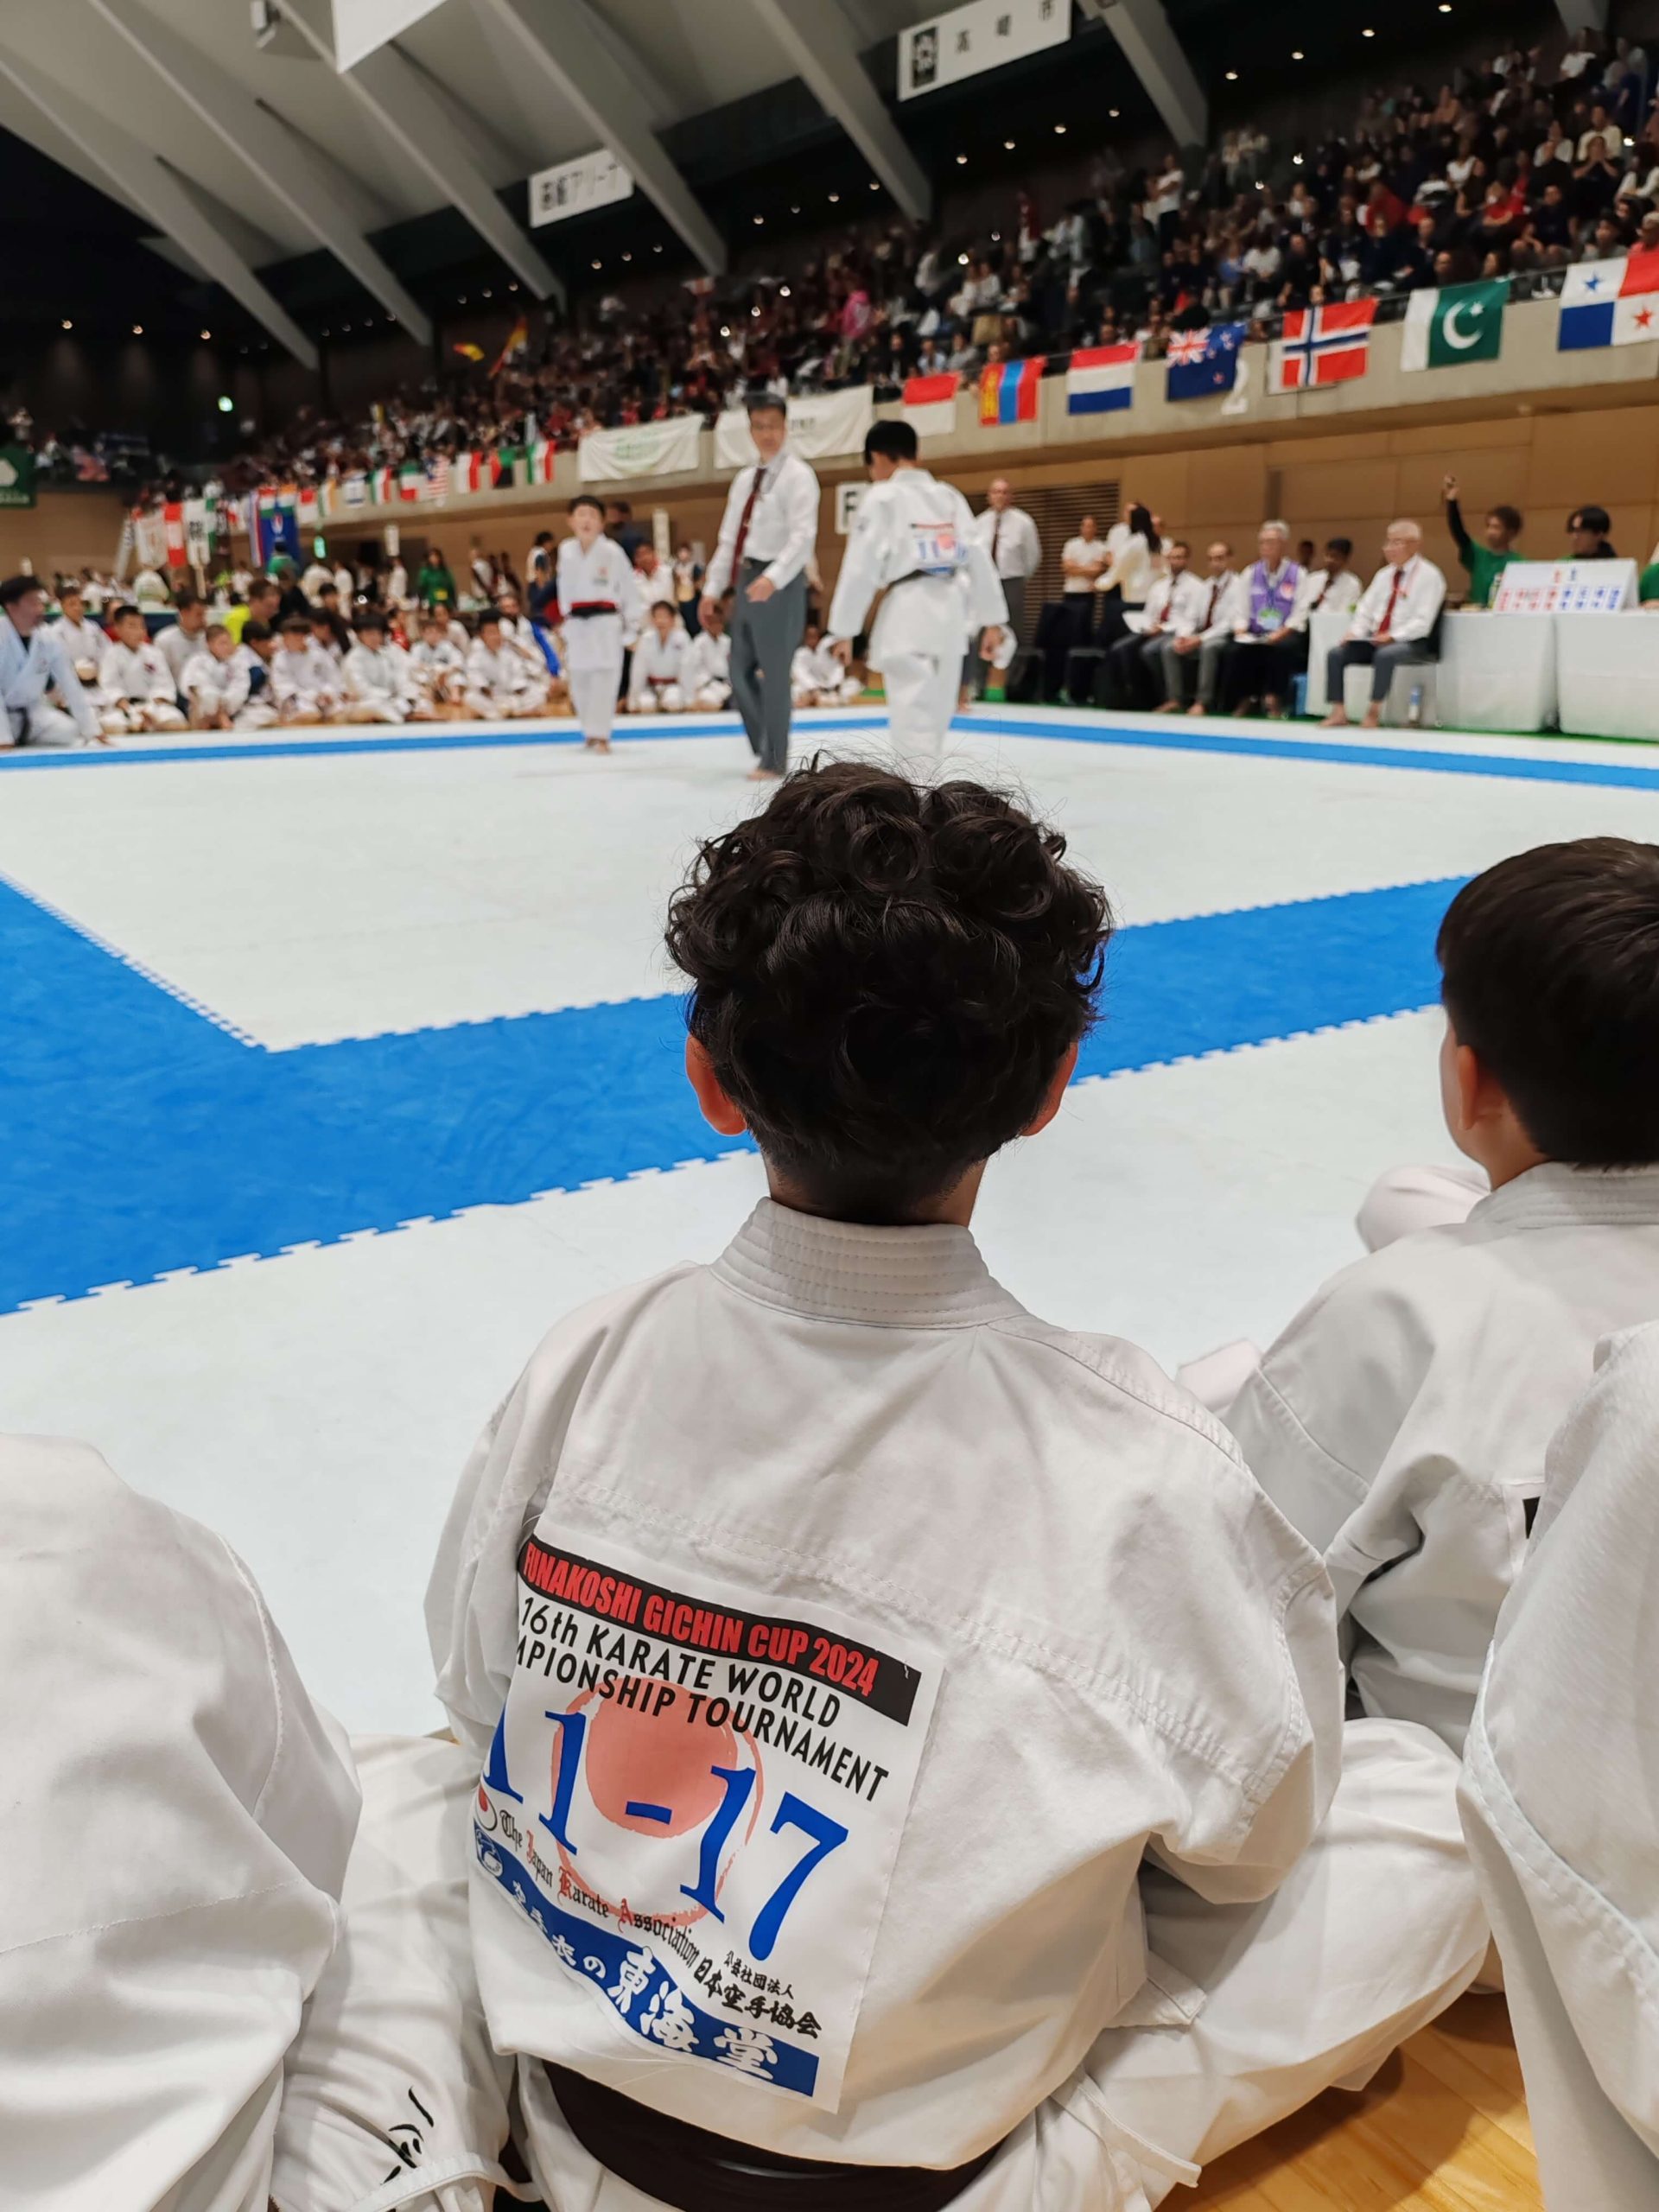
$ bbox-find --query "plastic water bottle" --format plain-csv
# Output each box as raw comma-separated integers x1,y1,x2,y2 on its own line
1408,684,1424,729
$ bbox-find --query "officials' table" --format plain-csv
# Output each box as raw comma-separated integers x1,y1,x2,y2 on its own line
1433,611,1557,734
1555,611,1659,741
1303,612,1350,718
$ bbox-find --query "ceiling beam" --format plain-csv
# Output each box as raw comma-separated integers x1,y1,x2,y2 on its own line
89,0,433,345
0,48,319,367
1077,0,1206,149
746,0,931,222
1554,0,1608,32
472,0,727,275
278,0,563,303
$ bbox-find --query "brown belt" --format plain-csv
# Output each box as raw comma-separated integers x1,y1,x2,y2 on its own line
545,2063,1001,2211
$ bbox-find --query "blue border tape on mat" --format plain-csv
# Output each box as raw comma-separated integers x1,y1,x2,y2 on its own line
1,873,1459,1311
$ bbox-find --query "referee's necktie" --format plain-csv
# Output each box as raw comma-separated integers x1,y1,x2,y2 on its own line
731,462,771,573
1376,564,1406,644
991,512,1003,569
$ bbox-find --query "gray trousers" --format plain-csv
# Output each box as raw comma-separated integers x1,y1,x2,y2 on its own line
969,575,1027,695
731,561,807,773
1160,635,1229,709
1326,637,1433,709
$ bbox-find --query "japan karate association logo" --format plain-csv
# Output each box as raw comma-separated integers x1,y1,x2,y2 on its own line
910,27,938,88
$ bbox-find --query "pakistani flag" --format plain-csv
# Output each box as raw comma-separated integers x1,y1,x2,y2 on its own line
1402,280,1507,372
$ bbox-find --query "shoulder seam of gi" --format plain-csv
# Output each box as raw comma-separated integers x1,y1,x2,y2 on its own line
219,1531,289,1829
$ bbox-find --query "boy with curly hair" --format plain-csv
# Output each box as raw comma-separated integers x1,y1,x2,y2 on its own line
276,764,1482,2212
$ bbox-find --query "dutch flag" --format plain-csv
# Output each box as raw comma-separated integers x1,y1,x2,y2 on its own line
1065,343,1141,416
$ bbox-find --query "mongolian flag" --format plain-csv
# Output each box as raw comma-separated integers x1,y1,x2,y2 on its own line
978,356,1045,428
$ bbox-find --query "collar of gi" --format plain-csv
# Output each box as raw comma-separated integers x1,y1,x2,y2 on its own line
713,1198,1025,1328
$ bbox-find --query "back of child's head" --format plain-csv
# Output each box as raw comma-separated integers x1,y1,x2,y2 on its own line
1438,836,1659,1166
666,761,1111,1220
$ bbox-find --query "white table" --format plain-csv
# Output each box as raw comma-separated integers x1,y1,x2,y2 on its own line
1555,612,1659,741
1303,612,1350,718
1434,612,1556,734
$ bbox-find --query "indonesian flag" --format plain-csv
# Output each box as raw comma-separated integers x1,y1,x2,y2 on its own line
162,500,187,567
1271,300,1377,393
531,439,557,483
902,372,959,439
455,450,499,494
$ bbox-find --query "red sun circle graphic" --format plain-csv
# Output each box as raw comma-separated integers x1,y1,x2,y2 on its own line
582,1683,738,1838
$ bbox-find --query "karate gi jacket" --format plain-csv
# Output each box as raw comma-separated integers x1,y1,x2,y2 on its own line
1229,1161,1659,1752
426,1201,1339,2172
826,468,1006,670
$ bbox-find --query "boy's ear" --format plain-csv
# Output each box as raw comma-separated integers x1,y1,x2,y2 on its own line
1021,1040,1080,1139
685,1036,747,1137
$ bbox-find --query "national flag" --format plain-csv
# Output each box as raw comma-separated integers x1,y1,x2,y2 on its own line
424,456,452,501
341,472,368,509
397,463,423,501
1402,279,1506,371
1166,322,1246,401
454,449,500,494
489,315,528,375
371,465,397,505
1270,300,1376,392
531,439,558,483
297,486,320,531
499,443,530,488
979,356,1045,427
1559,251,1659,349
1065,342,1139,415
903,372,960,438
162,499,187,567
453,341,486,363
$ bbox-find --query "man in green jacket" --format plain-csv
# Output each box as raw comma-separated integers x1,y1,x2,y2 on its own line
1441,476,1522,606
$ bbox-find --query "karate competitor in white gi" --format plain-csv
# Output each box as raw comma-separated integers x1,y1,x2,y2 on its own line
465,614,550,721
557,494,644,751
1459,1323,1659,2210
274,762,1482,2212
0,572,103,746
1,1433,359,2210
97,603,188,735
181,624,257,729
790,624,863,707
678,598,733,710
49,581,109,684
627,601,693,713
1227,838,1659,1755
824,420,1005,776
409,613,472,718
340,612,419,723
271,617,343,726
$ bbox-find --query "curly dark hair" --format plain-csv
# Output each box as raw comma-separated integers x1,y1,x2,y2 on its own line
665,760,1112,1219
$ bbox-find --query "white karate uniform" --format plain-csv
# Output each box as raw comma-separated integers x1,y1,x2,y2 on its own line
0,611,101,745
51,612,109,682
1459,1324,1659,2209
826,467,1006,772
181,647,253,727
270,640,342,721
557,535,643,743
340,639,417,722
790,640,862,706
96,639,188,734
409,637,468,710
1228,1161,1659,1754
275,1202,1483,2212
232,644,279,730
628,626,692,712
156,619,209,692
0,1434,359,2211
680,626,732,709
465,638,548,720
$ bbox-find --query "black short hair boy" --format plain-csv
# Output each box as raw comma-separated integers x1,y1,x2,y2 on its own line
863,419,918,466
666,761,1111,1220
1438,836,1659,1166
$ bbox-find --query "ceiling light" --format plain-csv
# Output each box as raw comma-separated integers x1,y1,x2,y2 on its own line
1109,105,1121,116
1293,153,1304,164
458,295,467,304
780,284,791,297
754,213,765,224
958,252,970,265
1004,138,1016,149
828,192,840,202
482,287,492,297
1225,69,1238,80
592,258,602,269
751,305,760,316
720,324,730,337
60,318,72,330
790,203,801,213
322,327,332,337
1054,123,1066,134
653,243,664,252
200,328,212,340
509,280,518,290
1291,48,1304,60
1362,24,1375,33
131,323,143,335
621,251,632,261
217,395,233,413
342,321,352,332
956,153,968,164
869,179,880,189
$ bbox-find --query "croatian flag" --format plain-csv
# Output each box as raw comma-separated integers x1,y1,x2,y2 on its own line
1166,323,1246,401
1065,342,1140,415
902,372,960,439
1270,300,1376,392
1559,249,1659,349
979,356,1045,427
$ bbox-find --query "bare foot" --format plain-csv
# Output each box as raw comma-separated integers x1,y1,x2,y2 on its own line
1185,702,1206,717
1321,710,1350,728
747,766,782,782
1360,707,1383,730
1155,700,1181,714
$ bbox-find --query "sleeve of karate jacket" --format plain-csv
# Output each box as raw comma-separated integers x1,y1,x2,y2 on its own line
39,626,102,738
955,488,1010,634
825,487,896,644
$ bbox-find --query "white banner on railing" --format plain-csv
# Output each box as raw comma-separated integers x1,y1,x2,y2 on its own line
713,386,875,470
898,0,1069,100
578,416,704,483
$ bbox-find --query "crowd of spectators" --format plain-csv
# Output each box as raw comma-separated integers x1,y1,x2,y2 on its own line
213,23,1659,498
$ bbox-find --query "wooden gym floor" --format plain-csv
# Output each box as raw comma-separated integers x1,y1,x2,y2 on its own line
1191,1996,1540,2209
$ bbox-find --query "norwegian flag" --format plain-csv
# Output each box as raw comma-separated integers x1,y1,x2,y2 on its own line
1270,300,1377,393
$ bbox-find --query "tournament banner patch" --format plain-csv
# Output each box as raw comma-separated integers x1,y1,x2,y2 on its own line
475,1533,940,2109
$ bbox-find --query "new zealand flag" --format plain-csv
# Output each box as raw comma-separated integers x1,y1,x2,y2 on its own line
1166,323,1246,402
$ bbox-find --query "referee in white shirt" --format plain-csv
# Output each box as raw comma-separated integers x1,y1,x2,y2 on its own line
966,476,1040,696
702,395,821,780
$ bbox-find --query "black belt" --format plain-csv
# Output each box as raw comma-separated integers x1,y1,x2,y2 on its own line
546,2064,1001,2212
566,602,619,620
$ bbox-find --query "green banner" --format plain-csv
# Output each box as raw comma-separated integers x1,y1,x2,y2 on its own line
0,444,36,509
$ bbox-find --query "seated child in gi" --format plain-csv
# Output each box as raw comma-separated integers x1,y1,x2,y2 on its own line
1226,837,1659,1752
275,761,1481,2212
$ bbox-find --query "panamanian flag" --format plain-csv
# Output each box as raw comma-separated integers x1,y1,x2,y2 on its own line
1558,249,1659,350
978,355,1045,427
1166,322,1246,401
1270,300,1376,392
1065,342,1140,415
